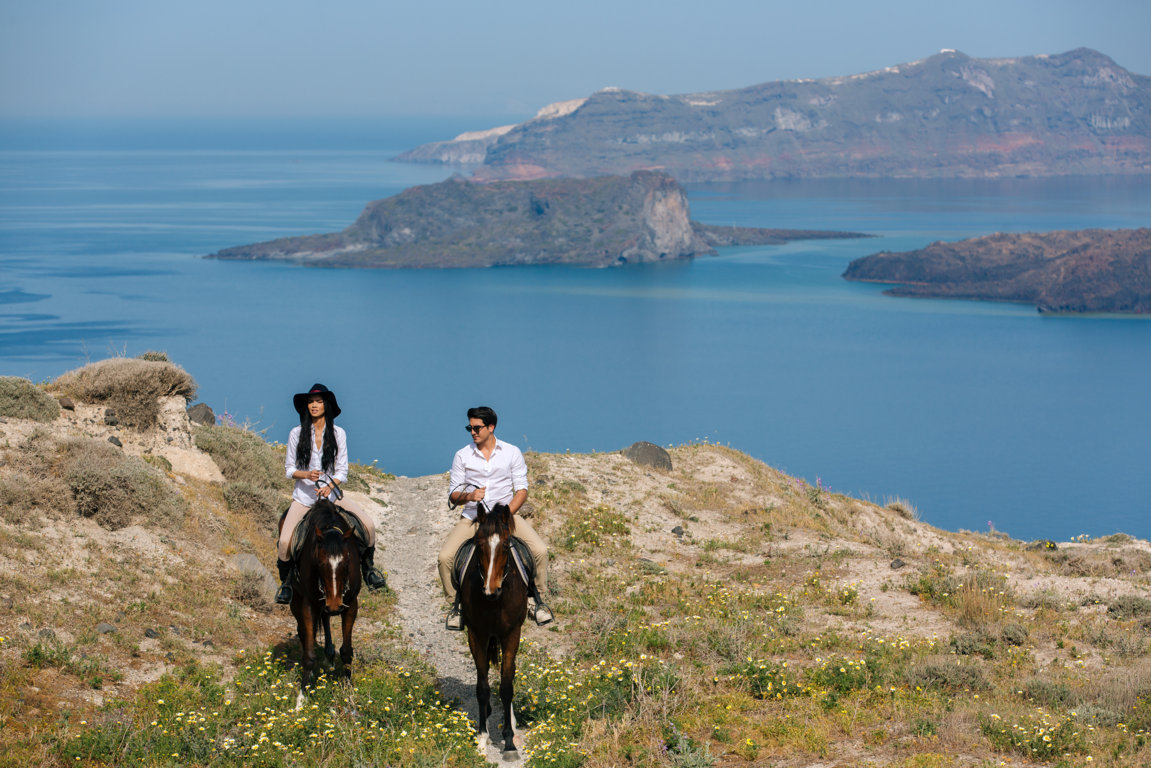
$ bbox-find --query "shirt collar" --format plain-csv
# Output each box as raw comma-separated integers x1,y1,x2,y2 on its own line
468,437,503,457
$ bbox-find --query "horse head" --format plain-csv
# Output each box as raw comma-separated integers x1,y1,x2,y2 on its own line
474,503,516,600
308,499,359,615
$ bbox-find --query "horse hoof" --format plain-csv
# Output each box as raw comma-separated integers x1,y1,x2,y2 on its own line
501,746,518,760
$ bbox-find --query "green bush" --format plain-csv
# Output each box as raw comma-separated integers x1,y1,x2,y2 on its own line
53,358,197,430
62,438,186,530
1001,622,1029,646
950,629,996,658
1108,594,1151,619
0,376,60,422
193,425,286,491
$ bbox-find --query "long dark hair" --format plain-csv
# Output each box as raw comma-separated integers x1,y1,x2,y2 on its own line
295,412,337,474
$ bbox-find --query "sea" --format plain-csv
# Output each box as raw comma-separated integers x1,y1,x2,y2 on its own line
2,117,1149,542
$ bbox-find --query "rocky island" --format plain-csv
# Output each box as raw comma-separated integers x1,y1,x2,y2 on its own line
842,227,1151,313
396,48,1151,182
208,170,866,268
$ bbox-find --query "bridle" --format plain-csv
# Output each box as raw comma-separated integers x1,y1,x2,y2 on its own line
313,521,354,613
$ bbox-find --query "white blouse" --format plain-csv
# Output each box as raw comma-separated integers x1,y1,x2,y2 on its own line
285,424,349,506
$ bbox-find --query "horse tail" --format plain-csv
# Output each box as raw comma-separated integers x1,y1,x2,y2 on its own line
487,635,499,665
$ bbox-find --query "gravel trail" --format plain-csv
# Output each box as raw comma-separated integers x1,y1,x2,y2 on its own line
374,474,528,764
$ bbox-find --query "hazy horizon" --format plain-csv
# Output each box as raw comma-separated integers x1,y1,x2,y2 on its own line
2,0,1149,121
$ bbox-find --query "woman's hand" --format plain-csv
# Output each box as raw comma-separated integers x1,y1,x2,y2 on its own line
317,483,331,498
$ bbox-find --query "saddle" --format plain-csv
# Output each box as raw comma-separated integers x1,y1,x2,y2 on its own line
451,537,534,591
281,504,369,562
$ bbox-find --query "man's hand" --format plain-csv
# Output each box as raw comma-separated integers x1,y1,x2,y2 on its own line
471,487,486,503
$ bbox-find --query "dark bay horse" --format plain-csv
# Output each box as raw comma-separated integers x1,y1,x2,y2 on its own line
460,502,528,755
278,498,361,690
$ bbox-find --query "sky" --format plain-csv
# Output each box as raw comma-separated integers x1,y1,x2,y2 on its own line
2,0,1150,120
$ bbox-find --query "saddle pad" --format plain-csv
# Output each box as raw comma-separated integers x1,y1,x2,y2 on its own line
287,504,368,561
452,537,534,590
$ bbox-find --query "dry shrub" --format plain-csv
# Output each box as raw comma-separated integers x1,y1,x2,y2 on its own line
1080,667,1151,728
222,481,286,525
0,471,70,524
61,438,186,530
193,425,285,490
905,659,990,691
0,377,60,422
231,572,273,613
53,358,197,430
1046,548,1151,577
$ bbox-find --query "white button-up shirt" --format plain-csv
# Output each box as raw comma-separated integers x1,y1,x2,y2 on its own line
285,424,349,506
449,438,528,521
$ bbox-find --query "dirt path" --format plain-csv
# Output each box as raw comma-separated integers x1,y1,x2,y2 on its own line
368,474,528,765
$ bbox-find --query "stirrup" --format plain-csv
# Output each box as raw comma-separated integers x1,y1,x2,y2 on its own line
363,568,387,591
530,601,554,627
275,582,293,605
445,605,463,631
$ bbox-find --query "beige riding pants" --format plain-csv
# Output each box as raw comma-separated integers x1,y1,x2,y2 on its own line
437,514,548,603
277,498,375,562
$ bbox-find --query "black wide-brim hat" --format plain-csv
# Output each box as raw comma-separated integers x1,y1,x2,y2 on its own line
293,383,341,419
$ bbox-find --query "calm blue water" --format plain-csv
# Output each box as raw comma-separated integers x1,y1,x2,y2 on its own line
2,119,1150,542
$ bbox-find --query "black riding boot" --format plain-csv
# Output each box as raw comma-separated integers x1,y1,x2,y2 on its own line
360,547,387,591
275,559,293,604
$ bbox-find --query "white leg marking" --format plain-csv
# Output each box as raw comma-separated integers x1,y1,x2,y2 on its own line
295,691,305,711
477,733,490,755
510,702,517,731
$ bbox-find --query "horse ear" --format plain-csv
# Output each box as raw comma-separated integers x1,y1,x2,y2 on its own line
343,527,355,540
314,524,323,539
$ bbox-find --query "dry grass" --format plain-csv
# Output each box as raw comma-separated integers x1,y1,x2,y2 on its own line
52,357,196,430
0,376,60,422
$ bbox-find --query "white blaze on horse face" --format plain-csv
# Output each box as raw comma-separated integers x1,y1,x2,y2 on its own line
484,534,501,594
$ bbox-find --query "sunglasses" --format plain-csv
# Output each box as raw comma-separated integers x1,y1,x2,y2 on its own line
465,424,488,434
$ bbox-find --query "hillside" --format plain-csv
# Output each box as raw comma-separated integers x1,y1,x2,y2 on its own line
843,227,1151,313
207,171,864,268
3,360,1151,766
396,48,1151,182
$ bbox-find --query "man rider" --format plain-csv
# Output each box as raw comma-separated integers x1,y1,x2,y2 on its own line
438,406,553,630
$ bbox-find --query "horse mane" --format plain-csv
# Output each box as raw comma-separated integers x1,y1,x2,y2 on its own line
476,503,515,540
305,499,349,544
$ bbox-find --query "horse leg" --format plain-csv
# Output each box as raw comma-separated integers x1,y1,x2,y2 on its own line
467,629,492,748
296,607,317,692
499,626,522,753
322,613,336,662
339,599,357,679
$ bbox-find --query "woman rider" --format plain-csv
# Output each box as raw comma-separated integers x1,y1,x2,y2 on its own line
275,383,387,604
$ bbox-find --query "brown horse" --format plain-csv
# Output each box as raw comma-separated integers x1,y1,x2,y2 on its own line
279,498,361,691
459,502,528,755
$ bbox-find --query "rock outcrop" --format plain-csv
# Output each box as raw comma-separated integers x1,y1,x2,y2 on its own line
208,171,865,268
842,227,1151,313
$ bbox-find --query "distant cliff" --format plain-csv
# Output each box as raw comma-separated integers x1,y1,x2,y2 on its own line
396,48,1151,182
842,228,1151,313
208,171,866,269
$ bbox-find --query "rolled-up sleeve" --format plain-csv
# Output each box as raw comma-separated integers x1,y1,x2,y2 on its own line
510,447,528,493
285,427,299,480
333,427,349,483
